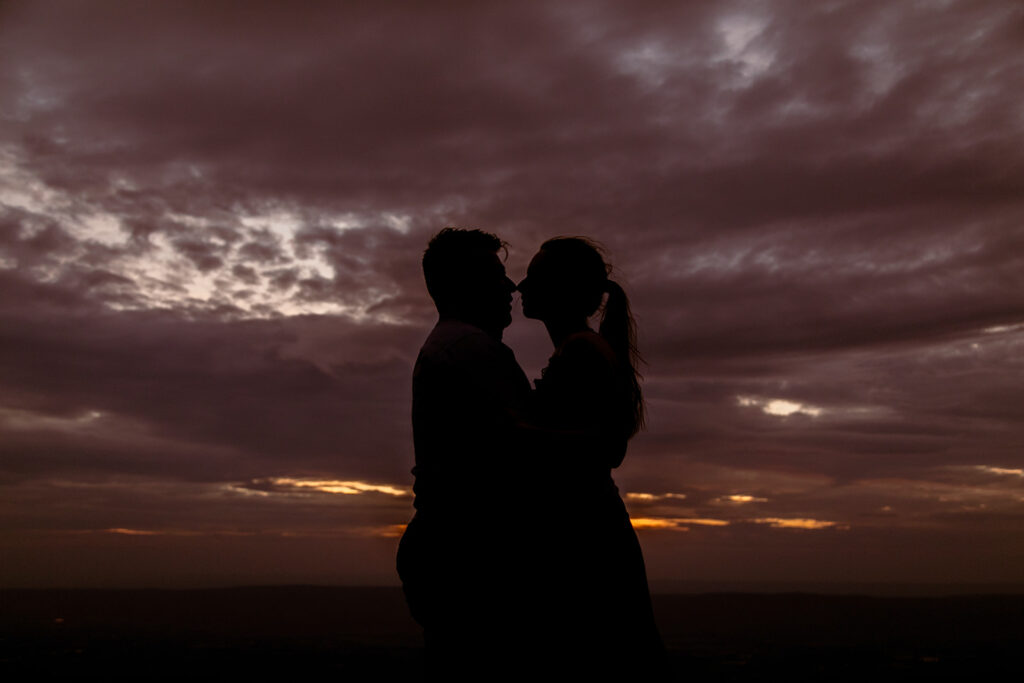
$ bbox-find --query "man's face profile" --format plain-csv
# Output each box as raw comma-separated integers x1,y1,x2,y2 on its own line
462,250,515,335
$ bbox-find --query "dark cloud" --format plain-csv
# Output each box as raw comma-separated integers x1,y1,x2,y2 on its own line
172,236,225,272
1,0,1023,586
230,264,259,286
236,228,287,265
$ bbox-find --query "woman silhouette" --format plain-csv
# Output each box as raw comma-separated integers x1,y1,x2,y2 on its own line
517,237,664,675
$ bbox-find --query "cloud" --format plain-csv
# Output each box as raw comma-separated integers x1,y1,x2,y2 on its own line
238,477,410,498
625,492,687,502
737,396,822,417
750,518,842,530
715,494,769,504
1,0,1023,585
630,516,733,531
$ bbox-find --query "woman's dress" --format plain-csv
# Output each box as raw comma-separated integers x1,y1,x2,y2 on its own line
531,329,664,673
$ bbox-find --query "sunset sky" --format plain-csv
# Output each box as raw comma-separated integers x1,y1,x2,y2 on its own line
1,1,1023,588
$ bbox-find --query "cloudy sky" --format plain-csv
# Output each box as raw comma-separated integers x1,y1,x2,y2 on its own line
2,0,1023,588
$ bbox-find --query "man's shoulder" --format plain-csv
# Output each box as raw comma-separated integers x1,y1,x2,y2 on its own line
421,319,493,350
418,319,507,367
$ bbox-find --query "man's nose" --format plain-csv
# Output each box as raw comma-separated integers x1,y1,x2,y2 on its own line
505,276,517,292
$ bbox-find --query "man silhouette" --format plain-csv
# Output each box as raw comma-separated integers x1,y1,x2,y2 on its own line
396,228,531,679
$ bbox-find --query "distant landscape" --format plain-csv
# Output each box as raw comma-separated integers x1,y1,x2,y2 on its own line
3,586,1022,680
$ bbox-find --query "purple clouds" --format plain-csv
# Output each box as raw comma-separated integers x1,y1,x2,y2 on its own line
1,0,1022,587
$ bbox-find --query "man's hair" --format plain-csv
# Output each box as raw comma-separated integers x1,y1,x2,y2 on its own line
422,227,506,308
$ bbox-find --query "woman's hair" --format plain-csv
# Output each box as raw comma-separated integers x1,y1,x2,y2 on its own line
540,237,645,437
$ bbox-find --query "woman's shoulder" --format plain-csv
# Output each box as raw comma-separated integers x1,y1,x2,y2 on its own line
557,329,617,368
538,329,629,447
543,331,618,392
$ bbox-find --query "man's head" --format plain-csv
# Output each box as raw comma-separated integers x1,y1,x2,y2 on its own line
423,228,515,339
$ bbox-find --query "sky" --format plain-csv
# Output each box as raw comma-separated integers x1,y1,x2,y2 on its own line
1,0,1023,589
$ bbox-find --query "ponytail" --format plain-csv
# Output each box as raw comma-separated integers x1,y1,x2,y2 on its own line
600,279,645,436
537,236,646,437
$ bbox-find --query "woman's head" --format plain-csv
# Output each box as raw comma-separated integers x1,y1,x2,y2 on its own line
518,237,609,323
519,236,645,436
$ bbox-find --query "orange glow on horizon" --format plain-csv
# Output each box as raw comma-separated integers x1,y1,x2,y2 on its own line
976,466,1024,477
719,494,769,504
751,517,841,529
631,516,729,530
102,528,258,537
677,517,730,526
370,523,408,538
631,517,688,530
267,477,409,497
624,492,687,502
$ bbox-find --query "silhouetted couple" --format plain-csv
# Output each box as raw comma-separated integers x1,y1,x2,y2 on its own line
397,228,664,680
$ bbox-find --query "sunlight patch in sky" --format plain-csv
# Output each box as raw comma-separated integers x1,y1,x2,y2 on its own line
0,406,113,433
382,212,412,234
716,13,774,85
0,156,407,319
222,484,271,498
678,517,730,527
737,395,823,417
266,477,409,497
982,322,1024,335
716,494,769,504
625,492,688,502
72,211,129,247
367,523,408,538
751,518,840,530
632,517,729,531
0,151,66,219
975,466,1024,477
631,517,689,531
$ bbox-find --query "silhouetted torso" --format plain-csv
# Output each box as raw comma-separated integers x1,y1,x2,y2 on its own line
399,322,662,676
397,318,532,677
530,330,665,675
409,319,530,516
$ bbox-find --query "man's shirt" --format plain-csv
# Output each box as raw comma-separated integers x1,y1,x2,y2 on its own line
410,319,531,518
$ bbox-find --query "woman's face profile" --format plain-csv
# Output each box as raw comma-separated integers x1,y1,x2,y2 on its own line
517,251,548,320
519,249,571,321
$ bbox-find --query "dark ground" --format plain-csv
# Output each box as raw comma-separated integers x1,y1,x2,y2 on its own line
2,586,1022,680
